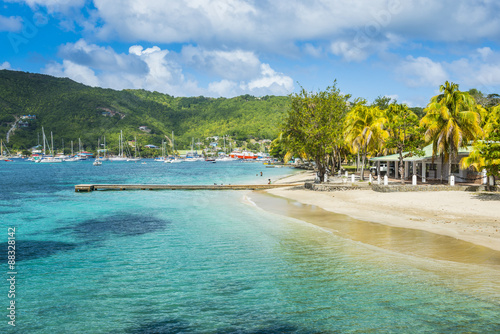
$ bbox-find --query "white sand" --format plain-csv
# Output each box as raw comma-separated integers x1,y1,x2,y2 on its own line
269,170,500,251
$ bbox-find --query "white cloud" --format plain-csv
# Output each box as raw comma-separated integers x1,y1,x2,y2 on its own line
396,56,448,88
245,64,293,94
330,40,369,62
9,0,500,64
180,46,261,81
446,48,500,90
44,60,100,86
302,43,323,58
0,15,23,32
0,62,12,70
394,47,500,95
42,40,293,97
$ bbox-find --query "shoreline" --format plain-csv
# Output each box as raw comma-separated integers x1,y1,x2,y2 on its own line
265,170,500,252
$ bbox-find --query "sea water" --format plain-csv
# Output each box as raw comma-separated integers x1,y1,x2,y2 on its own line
0,160,499,333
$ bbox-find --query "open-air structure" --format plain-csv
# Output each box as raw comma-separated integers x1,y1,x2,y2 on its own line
369,144,485,184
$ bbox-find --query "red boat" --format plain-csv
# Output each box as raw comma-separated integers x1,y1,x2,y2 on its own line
229,151,258,160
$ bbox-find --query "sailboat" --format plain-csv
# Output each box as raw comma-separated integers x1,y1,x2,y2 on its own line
64,141,79,161
155,140,167,161
100,136,109,161
93,138,102,166
109,131,128,161
38,129,63,163
1,140,13,161
127,136,141,162
165,131,182,163
184,137,203,162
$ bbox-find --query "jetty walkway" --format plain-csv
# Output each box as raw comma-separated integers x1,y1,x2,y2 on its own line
75,183,302,192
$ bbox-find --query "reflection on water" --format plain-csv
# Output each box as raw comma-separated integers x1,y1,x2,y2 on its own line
250,191,500,266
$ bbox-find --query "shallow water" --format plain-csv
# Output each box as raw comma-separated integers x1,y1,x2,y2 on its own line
1,160,499,333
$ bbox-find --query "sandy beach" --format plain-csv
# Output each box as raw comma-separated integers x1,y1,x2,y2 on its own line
268,170,500,252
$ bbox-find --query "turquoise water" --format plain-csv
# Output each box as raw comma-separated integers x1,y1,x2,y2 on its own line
1,160,500,333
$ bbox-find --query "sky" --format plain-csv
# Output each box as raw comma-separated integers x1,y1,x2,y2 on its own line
2,0,500,107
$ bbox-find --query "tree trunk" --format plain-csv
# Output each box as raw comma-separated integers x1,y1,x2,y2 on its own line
399,149,405,185
448,153,453,185
440,154,444,184
316,159,325,183
356,152,360,172
360,150,366,181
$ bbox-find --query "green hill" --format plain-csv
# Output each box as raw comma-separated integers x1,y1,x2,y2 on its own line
0,70,290,152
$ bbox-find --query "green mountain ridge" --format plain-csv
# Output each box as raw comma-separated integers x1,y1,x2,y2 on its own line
0,70,290,152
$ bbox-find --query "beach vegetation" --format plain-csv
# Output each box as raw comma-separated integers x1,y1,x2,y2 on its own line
383,103,425,184
283,82,350,181
461,105,500,183
420,81,483,183
344,104,387,180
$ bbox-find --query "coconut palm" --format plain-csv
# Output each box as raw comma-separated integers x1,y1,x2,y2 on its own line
460,105,500,183
420,81,483,182
344,104,388,180
384,103,423,184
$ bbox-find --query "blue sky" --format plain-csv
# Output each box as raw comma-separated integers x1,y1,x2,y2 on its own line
2,0,500,107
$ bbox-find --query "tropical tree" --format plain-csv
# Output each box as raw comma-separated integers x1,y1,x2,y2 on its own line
461,105,500,185
420,81,483,183
344,104,388,180
384,103,424,184
283,82,350,182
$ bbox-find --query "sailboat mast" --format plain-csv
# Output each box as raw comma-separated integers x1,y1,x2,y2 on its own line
120,130,123,157
71,141,73,156
51,132,54,156
42,127,46,155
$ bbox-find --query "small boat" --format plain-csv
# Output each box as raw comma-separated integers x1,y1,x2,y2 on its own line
165,157,183,163
93,138,103,166
229,151,258,160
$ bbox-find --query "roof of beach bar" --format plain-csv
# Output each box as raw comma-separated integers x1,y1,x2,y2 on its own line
369,144,473,162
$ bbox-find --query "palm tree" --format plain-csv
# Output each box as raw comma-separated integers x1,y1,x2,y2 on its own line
460,105,500,184
384,103,422,184
420,81,483,183
345,104,387,180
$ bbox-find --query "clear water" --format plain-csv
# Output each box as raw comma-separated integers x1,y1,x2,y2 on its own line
1,160,499,333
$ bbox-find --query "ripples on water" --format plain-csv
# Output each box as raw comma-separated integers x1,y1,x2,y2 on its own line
1,160,499,333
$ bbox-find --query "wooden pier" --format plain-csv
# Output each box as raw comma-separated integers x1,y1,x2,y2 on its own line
75,183,302,192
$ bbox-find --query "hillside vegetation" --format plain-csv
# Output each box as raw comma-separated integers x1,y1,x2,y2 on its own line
0,70,290,151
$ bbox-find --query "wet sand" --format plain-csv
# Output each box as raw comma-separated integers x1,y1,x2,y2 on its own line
265,170,500,253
